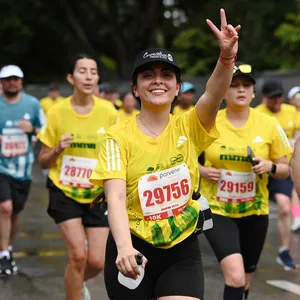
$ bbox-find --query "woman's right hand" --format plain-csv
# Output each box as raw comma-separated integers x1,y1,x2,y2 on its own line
116,246,147,279
202,167,221,183
54,134,74,154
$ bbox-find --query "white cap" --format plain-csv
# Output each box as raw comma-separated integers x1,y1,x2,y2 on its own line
0,65,24,79
288,86,300,100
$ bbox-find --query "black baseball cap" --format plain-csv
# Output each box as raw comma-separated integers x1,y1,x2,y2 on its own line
262,79,284,98
232,61,256,84
132,48,181,79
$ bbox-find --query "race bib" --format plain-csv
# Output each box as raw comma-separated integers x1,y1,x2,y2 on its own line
138,163,191,221
1,128,29,157
59,155,98,188
216,169,256,203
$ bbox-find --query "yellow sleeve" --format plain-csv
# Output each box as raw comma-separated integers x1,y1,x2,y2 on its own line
89,133,127,187
179,108,219,155
270,119,293,160
37,109,59,149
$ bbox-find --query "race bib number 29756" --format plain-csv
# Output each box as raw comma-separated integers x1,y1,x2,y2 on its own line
138,163,192,221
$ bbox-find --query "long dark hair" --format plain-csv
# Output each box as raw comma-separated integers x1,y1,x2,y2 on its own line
90,190,106,208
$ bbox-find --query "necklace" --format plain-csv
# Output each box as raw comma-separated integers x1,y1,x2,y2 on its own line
138,115,159,137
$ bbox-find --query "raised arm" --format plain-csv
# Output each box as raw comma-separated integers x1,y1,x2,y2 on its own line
291,138,300,197
196,8,240,132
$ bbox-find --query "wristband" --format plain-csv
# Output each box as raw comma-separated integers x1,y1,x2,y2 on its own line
271,163,277,175
220,53,237,69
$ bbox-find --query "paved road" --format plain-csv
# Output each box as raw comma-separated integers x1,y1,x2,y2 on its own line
1,164,300,299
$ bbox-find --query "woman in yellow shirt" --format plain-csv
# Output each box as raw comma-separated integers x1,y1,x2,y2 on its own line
90,9,239,300
199,62,292,300
37,54,117,300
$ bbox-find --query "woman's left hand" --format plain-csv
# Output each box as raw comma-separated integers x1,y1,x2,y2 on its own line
252,156,272,175
206,8,241,58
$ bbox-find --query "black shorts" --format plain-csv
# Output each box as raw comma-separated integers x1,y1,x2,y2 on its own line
0,173,31,214
104,232,204,300
47,182,108,227
268,176,294,199
205,214,269,273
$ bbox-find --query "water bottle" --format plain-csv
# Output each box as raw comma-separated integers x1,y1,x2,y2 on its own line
117,253,145,290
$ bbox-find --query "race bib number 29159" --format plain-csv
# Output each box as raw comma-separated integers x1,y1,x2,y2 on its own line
216,169,256,203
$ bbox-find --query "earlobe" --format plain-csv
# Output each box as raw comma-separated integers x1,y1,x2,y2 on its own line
132,85,138,97
66,74,74,85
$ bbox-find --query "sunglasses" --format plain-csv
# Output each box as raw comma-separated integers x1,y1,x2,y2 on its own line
233,64,252,74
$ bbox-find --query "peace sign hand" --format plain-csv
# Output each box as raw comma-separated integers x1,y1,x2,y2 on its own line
206,8,241,58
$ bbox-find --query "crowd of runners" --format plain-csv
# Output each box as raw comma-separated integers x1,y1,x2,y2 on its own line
1,8,300,300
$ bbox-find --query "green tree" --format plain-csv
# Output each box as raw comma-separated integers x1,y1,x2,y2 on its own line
275,0,300,69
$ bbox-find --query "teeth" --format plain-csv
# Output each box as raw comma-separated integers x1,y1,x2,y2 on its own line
151,90,165,93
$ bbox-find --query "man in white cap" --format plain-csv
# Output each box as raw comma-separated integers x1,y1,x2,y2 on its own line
0,65,44,275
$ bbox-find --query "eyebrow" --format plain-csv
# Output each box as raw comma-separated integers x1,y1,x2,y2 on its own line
78,67,97,70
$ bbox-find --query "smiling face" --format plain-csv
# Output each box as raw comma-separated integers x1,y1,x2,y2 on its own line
132,62,181,110
224,76,255,109
67,58,99,95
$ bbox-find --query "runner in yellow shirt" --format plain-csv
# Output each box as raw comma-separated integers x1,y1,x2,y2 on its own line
255,80,299,266
172,81,195,117
90,9,240,300
200,62,293,300
37,54,117,300
39,85,65,117
116,91,139,124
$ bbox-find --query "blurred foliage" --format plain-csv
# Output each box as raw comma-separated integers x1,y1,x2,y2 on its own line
0,0,299,82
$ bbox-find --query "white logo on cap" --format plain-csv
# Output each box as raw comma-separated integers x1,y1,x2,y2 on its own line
167,54,173,61
143,51,169,60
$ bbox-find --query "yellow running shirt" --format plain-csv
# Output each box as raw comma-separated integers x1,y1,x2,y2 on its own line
172,105,194,117
37,96,117,203
40,96,65,116
255,103,297,139
116,108,140,124
90,108,219,248
201,108,292,218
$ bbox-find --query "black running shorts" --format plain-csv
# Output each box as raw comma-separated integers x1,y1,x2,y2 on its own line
205,213,269,273
47,180,108,227
268,176,294,200
105,232,204,300
0,173,31,214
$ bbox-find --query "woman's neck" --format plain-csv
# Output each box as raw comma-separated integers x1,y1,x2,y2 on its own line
226,106,250,128
71,91,94,114
137,106,170,139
